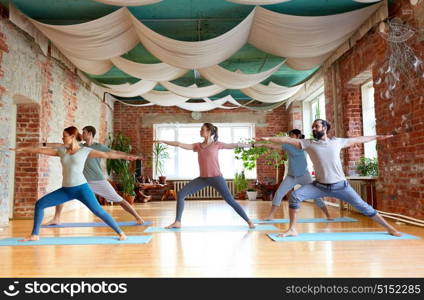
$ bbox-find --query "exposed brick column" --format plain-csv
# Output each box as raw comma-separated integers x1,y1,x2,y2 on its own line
99,102,108,144
341,87,364,175
63,70,78,128
287,101,303,131
39,59,53,139
14,104,42,218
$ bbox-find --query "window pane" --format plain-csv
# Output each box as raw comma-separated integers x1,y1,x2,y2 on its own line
177,126,200,179
218,127,232,143
361,81,377,159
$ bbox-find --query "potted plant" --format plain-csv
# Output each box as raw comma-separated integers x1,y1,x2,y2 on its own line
120,167,136,204
263,148,287,184
234,139,268,171
246,188,257,201
106,132,132,181
234,171,248,200
152,142,170,184
356,157,378,177
106,132,136,203
234,135,288,184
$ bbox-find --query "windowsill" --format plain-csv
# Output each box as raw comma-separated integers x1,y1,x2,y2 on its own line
346,176,378,180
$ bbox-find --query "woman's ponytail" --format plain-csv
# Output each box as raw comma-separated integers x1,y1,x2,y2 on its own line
203,123,219,142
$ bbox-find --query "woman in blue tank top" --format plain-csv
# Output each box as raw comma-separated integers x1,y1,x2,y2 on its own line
10,126,140,242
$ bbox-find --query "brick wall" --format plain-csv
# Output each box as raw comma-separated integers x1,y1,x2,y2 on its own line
323,0,424,218
0,9,10,225
341,87,364,175
0,15,114,222
14,104,42,217
288,101,303,131
113,103,290,184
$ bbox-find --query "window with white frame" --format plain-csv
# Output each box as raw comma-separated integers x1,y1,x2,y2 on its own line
154,123,256,180
361,80,377,159
302,86,326,173
302,86,326,140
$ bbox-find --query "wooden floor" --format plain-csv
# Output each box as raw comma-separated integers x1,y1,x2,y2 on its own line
1,200,424,277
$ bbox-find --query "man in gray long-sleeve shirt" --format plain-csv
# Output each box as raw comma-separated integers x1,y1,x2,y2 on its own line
261,119,401,238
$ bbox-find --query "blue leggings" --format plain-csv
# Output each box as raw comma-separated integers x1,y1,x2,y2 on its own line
32,183,122,235
290,181,377,217
175,176,251,223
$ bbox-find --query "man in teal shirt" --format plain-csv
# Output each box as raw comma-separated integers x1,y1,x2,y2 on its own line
45,126,144,225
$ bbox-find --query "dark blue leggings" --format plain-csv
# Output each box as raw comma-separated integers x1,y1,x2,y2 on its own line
175,176,251,223
32,183,122,235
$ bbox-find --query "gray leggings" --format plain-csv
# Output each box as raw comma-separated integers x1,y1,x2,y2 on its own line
175,176,250,223
272,173,325,208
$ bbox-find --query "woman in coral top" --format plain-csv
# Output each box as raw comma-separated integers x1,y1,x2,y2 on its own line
155,123,255,229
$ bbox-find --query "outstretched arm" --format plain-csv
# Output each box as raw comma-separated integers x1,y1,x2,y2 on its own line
109,149,143,160
220,142,252,150
154,140,193,150
258,136,301,149
9,147,59,156
254,142,283,151
345,135,393,147
37,142,64,148
89,150,141,161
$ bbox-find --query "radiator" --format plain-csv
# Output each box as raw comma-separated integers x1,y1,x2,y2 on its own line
344,179,370,212
173,180,235,199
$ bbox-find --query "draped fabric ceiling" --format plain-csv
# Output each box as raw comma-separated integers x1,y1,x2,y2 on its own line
7,0,385,111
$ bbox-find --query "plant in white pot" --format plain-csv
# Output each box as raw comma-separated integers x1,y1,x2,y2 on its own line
246,188,257,201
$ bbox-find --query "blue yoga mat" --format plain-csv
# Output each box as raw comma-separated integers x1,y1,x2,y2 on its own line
252,217,358,224
145,224,278,233
41,221,152,228
267,232,419,242
0,235,153,246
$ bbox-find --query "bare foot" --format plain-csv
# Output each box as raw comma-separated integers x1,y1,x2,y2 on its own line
118,233,127,241
135,217,145,225
20,235,39,242
165,221,181,229
263,215,275,221
248,221,256,229
43,218,60,226
276,228,298,238
388,229,402,237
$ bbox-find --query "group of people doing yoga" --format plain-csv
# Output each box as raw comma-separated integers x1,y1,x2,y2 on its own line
10,118,400,241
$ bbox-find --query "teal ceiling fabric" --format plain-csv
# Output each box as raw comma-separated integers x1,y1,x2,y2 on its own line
0,0,384,107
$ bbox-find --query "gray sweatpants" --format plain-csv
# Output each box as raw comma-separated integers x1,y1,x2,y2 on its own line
272,173,325,208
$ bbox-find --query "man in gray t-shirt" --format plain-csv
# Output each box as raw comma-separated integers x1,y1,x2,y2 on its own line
261,119,401,238
44,126,144,225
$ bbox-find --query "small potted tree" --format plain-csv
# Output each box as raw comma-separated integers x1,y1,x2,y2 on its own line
234,135,288,201
106,132,132,182
120,167,136,204
152,142,170,184
106,132,136,203
234,171,248,200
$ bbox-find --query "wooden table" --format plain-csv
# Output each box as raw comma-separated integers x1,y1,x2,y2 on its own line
135,183,176,203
